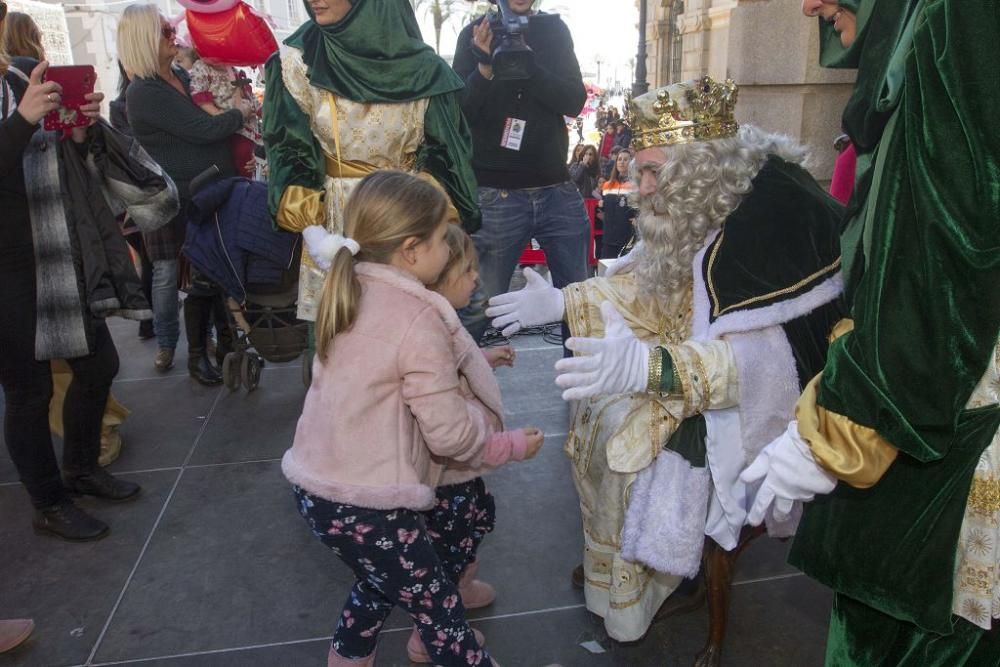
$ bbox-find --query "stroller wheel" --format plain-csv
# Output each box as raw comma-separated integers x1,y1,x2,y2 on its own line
223,352,242,391
242,352,262,392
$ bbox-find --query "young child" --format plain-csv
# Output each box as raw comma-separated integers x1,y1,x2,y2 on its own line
419,226,540,637
284,171,541,667
181,48,260,178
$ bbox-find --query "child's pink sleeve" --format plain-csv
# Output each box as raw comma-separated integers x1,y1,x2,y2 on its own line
482,429,529,466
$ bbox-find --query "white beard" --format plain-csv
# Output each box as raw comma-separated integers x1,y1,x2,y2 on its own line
631,202,719,303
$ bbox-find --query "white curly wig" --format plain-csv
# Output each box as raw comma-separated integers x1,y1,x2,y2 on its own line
630,125,810,301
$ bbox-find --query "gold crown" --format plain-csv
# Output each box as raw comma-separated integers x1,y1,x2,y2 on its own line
627,76,739,150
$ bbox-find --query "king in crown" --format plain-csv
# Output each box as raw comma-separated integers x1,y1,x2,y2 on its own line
485,75,848,654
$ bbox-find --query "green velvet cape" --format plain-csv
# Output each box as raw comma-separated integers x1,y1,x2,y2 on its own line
790,0,1000,638
263,0,481,232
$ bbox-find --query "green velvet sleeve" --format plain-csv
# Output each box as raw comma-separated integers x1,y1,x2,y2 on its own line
816,0,1000,462
656,346,676,394
417,92,482,234
261,54,325,224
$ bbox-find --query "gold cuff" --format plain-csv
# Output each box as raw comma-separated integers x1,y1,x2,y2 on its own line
647,347,664,394
795,373,898,488
276,185,325,233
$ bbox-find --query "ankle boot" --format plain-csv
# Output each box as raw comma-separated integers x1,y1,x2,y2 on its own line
458,558,496,609
184,297,223,386
407,627,485,664
32,499,109,541
64,467,141,502
327,647,376,667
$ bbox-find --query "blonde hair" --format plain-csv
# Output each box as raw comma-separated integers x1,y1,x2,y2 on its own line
117,4,162,79
428,225,478,293
2,12,44,60
315,171,449,361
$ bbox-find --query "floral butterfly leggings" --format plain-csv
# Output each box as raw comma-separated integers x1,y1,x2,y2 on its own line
294,478,496,665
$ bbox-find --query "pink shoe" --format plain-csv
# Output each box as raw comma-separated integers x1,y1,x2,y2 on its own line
327,646,375,666
406,627,485,664
458,558,496,609
0,619,34,654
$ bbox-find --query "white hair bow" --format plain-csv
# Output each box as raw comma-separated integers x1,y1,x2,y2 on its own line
302,226,360,271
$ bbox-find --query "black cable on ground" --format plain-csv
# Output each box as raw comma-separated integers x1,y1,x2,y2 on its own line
480,323,564,347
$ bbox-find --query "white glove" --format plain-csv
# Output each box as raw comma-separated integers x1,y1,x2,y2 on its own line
604,242,640,278
553,301,649,401
302,225,333,271
485,267,565,337
740,420,838,525
302,225,360,271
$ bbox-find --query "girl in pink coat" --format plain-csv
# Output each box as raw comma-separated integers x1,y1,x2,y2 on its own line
284,171,540,667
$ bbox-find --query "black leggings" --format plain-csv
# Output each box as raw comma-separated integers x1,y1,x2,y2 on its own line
0,266,120,508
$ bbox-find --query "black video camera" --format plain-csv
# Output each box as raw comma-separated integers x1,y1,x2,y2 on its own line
487,0,535,80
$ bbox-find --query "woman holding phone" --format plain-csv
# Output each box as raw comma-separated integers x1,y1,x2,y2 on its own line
118,3,253,384
0,14,141,547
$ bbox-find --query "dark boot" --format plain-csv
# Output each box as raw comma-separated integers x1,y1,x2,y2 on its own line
184,296,223,386
138,319,155,340
32,499,109,541
63,466,141,502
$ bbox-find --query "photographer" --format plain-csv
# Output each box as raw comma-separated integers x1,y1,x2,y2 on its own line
453,0,588,342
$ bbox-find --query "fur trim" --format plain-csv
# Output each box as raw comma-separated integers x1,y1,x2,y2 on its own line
691,230,720,340
691,230,843,340
729,327,801,465
622,449,711,578
707,275,843,339
282,450,436,511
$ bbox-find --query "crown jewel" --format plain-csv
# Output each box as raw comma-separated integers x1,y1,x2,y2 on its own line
627,76,739,150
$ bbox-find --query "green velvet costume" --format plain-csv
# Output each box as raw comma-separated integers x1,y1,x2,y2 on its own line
788,1,1000,663
263,0,480,233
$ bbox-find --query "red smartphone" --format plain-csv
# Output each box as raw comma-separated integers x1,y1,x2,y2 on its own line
43,65,97,132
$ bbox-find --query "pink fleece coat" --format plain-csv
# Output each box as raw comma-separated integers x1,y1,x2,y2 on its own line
282,263,505,511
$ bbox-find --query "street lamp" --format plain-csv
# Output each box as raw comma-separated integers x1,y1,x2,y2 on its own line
596,55,603,86
632,0,649,97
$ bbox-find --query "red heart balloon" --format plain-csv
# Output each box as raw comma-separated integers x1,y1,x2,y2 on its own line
176,0,240,14
186,2,278,67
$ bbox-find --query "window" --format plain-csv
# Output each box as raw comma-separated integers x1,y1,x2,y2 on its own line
668,1,684,82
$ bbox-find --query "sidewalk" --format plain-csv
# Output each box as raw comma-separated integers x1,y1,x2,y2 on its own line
0,319,831,666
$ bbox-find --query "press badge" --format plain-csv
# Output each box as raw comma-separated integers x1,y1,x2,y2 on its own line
501,117,526,151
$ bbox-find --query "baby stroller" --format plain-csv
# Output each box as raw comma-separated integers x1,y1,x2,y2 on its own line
183,168,309,392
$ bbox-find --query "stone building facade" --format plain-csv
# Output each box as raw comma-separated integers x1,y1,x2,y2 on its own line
640,0,855,181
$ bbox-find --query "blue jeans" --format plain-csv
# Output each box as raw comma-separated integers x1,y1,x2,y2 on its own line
463,182,590,341
151,259,180,349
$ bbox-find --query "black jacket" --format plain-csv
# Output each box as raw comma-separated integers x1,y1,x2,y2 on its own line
452,12,586,189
